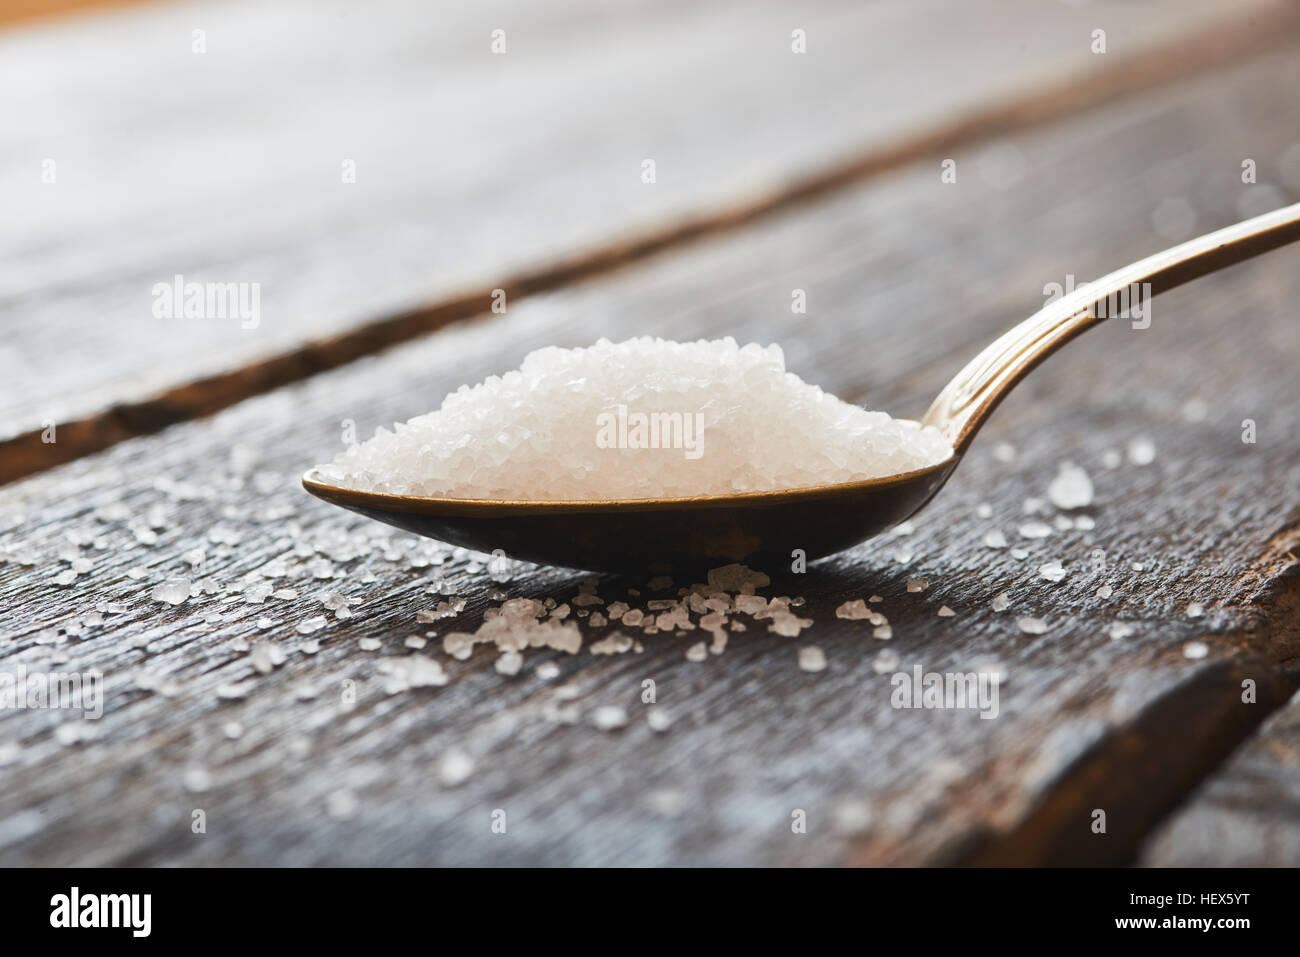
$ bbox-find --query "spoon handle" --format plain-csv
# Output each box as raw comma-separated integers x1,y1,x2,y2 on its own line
923,200,1300,453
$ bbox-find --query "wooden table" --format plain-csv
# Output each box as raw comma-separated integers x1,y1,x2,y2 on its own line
2,0,1299,866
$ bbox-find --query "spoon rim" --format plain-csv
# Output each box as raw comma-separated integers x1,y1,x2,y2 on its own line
301,456,960,516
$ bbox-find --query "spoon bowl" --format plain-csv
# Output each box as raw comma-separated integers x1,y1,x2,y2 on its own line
303,453,960,573
304,202,1300,573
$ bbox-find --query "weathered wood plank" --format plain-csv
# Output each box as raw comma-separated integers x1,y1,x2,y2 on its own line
2,0,1295,481
2,46,1300,865
1140,625,1300,868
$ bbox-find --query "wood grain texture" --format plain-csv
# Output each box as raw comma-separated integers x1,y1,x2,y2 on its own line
3,0,1296,481
2,45,1300,866
1139,584,1300,868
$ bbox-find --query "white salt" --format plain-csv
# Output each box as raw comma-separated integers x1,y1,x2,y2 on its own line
1038,560,1066,583
797,646,828,672
1127,436,1157,466
316,338,952,499
590,706,629,731
991,592,1011,612
150,577,191,606
873,649,901,673
1047,462,1094,510
1018,520,1052,539
983,529,1008,549
835,600,871,620
1016,617,1049,635
1183,641,1209,660
439,749,474,787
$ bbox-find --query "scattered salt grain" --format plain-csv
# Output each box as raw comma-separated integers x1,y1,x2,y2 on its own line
249,642,286,674
991,592,1011,612
1186,602,1204,619
937,605,955,618
358,637,382,651
217,680,255,700
439,749,474,787
983,529,1008,549
1183,641,1209,660
1108,622,1135,640
150,577,191,605
798,646,828,672
590,705,629,731
376,655,448,692
1038,560,1066,583
495,651,524,676
872,624,893,640
1047,462,1094,510
1010,548,1029,560
992,442,1016,462
590,633,635,655
1018,520,1052,539
296,616,327,635
1095,584,1113,599
535,661,561,680
906,578,929,593
685,642,708,662
835,600,871,620
1016,617,1049,635
873,649,901,674
647,709,673,732
1127,436,1157,466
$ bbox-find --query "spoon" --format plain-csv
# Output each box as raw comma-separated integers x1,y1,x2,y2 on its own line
304,202,1300,573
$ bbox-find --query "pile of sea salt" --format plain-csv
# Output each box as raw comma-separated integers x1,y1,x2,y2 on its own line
317,337,952,499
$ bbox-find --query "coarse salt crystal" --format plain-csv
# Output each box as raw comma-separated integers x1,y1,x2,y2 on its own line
797,646,827,672
1047,462,1094,510
1038,560,1066,583
590,705,629,731
1127,437,1157,466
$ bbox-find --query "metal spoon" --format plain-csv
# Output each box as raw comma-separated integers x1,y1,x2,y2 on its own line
304,202,1300,573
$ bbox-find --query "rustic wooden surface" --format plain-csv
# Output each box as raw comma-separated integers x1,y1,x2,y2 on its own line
3,4,1300,867
2,0,1295,481
1141,683,1300,867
